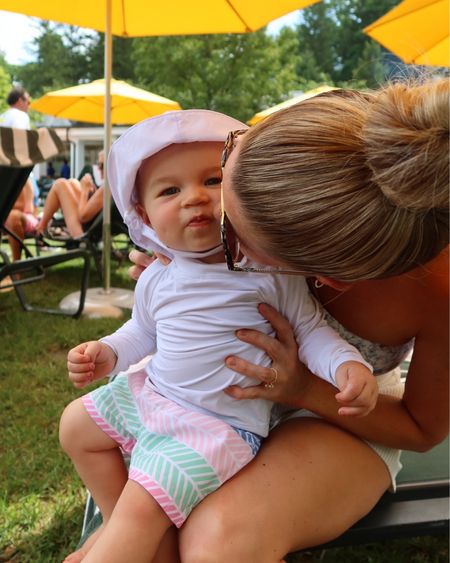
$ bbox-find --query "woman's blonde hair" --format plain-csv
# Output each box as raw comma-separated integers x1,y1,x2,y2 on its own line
232,79,449,281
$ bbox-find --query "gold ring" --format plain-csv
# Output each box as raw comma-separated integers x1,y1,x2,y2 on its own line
264,367,278,389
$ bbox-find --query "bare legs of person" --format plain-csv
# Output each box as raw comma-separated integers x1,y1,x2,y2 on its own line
36,178,84,238
4,178,36,262
171,417,391,563
82,480,172,563
60,413,390,563
59,398,173,563
4,209,26,261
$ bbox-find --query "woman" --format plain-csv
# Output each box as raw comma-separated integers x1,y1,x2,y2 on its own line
36,151,105,238
128,79,448,562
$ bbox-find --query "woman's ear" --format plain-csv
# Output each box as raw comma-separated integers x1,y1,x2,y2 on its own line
316,275,352,291
135,203,151,227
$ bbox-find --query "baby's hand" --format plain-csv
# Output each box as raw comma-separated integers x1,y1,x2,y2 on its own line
334,361,378,417
67,340,117,389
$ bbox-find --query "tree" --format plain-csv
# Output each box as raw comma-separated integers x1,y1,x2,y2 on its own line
12,22,139,98
352,41,386,87
296,1,337,82
131,31,299,122
83,33,136,82
332,0,399,84
293,0,401,88
13,22,97,96
0,61,12,114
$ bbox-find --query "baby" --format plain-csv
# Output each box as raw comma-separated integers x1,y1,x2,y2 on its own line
59,109,377,562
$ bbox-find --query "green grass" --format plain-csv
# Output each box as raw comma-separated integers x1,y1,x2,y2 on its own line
0,258,448,562
0,259,132,562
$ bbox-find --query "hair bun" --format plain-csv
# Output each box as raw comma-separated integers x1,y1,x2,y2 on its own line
364,80,449,212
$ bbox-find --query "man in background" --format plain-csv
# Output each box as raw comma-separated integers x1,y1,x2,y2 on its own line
0,86,31,129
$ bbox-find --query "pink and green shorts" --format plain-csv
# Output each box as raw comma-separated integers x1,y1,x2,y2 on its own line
82,371,258,527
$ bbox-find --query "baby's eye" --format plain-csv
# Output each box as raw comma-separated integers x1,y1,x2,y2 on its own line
159,186,179,196
205,177,221,186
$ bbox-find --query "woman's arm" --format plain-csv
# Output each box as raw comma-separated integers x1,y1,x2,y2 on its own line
225,301,449,452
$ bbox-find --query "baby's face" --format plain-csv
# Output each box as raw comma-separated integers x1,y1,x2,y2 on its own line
136,142,223,254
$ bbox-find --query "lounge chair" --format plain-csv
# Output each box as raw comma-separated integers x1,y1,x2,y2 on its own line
0,126,90,318
39,202,135,280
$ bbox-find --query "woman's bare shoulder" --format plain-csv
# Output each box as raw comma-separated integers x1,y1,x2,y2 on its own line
321,247,448,343
408,246,449,301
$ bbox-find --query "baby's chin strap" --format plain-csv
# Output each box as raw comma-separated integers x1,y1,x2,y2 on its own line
141,223,223,259
125,210,223,260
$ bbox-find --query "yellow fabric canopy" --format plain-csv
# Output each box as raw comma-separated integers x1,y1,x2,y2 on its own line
0,0,320,36
364,0,449,67
248,85,338,125
31,79,181,125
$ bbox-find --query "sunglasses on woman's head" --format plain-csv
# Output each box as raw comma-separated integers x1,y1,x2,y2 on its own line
221,129,247,169
220,129,303,276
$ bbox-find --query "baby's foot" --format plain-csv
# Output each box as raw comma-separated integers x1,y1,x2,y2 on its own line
63,526,103,562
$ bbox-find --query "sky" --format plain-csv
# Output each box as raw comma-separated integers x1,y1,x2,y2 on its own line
0,10,301,66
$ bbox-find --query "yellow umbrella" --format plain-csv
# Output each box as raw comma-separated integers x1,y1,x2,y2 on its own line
364,0,449,67
0,0,320,298
0,1,320,35
31,78,181,125
248,85,338,125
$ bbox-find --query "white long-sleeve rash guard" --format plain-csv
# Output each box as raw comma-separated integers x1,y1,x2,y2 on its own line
101,255,371,437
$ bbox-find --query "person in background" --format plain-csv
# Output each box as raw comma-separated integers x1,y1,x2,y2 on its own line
46,161,55,179
60,158,71,179
36,151,105,238
0,86,31,129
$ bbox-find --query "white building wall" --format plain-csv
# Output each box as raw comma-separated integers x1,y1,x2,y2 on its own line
53,126,129,178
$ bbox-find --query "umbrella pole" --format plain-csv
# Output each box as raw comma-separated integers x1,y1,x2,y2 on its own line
61,0,135,317
60,0,135,318
102,0,113,293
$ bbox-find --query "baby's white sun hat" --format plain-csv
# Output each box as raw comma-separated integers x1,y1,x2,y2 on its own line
107,109,247,256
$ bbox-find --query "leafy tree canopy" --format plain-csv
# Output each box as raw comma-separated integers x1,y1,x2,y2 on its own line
0,63,12,114
295,0,400,87
131,30,299,122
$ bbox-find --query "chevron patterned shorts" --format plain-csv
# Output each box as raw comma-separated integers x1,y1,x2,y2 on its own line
82,370,256,527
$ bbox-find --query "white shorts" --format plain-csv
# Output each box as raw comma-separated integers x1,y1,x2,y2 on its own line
270,368,404,491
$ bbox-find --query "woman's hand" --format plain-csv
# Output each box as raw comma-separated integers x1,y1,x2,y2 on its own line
224,303,309,406
128,249,154,280
128,249,171,280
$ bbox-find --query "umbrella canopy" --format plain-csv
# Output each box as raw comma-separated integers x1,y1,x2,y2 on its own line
30,79,181,125
364,0,449,67
0,0,320,35
248,85,338,125
0,0,320,296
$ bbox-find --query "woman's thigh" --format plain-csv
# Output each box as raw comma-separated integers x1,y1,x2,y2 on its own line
180,418,391,563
